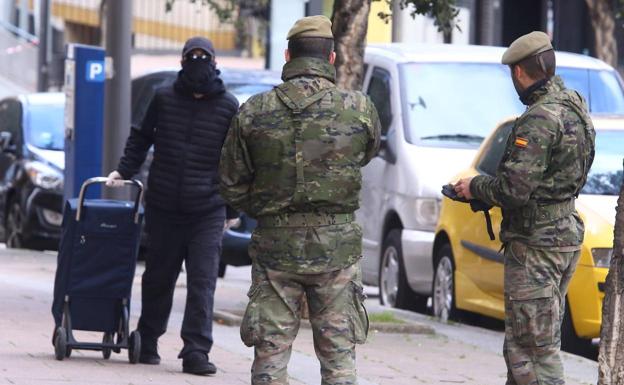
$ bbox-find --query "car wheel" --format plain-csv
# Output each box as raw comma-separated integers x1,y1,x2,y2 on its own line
433,243,458,322
379,229,427,311
561,299,596,358
5,200,24,249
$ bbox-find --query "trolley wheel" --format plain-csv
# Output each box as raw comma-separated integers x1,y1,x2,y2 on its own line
128,330,141,364
113,333,122,354
102,333,113,359
54,327,67,361
65,345,72,358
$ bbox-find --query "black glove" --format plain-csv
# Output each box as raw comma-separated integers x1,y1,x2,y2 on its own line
441,184,495,241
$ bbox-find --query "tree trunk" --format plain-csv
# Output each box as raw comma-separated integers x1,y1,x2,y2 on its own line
598,161,624,385
585,0,618,68
331,0,372,90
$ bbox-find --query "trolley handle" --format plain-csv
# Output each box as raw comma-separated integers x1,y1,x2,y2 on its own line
76,177,144,224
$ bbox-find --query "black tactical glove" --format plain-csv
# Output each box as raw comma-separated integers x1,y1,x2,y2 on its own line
441,184,495,241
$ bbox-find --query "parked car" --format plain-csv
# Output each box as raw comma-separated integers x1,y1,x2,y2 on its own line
0,92,64,250
434,116,623,353
0,69,279,274
357,43,624,312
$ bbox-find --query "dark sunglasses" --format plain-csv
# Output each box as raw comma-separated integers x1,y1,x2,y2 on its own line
185,53,212,61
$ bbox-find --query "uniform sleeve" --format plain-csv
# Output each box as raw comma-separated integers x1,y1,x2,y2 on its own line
218,111,255,213
471,108,557,208
116,95,157,179
363,98,381,165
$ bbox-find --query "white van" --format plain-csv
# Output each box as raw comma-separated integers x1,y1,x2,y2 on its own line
357,43,624,310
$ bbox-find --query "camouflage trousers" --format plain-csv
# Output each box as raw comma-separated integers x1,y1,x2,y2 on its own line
503,241,581,385
240,261,369,385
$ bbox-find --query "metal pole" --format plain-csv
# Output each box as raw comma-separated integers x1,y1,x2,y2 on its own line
307,0,323,15
391,0,402,43
37,0,50,92
103,0,132,199
18,0,28,31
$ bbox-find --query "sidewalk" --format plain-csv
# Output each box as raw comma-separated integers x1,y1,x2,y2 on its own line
0,248,598,385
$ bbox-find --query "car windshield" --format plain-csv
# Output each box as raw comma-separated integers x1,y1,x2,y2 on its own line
25,102,64,151
581,130,624,196
400,63,624,147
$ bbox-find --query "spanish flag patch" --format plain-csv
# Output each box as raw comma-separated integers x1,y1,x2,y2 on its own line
514,137,529,148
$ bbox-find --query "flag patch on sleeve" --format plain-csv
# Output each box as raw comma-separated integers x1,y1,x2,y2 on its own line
514,137,529,148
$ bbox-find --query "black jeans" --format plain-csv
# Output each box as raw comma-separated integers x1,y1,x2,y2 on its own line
137,207,224,358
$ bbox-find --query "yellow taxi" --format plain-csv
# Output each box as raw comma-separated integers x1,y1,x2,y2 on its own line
433,116,622,353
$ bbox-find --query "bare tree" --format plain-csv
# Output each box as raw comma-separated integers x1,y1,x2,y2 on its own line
330,0,372,90
332,0,459,89
598,161,624,385
585,0,618,67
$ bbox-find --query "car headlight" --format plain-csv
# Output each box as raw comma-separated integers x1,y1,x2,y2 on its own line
591,248,613,268
414,198,441,231
42,208,63,227
25,161,63,190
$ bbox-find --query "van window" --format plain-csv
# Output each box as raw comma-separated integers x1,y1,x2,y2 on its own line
367,67,392,135
400,62,624,147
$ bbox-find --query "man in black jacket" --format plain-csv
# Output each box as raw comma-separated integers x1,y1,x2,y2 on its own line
107,37,239,375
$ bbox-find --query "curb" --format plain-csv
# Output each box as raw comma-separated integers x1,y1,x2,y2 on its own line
214,309,435,335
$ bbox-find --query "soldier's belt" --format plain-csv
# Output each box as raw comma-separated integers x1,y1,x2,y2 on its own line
512,198,576,234
528,199,576,223
257,213,354,227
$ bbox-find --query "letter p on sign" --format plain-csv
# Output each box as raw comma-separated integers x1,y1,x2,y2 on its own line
86,61,105,82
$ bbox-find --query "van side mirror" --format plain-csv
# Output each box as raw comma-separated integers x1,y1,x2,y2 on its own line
379,134,396,164
0,132,14,153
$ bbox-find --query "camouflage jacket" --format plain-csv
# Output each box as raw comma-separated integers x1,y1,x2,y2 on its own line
218,57,381,273
471,75,595,249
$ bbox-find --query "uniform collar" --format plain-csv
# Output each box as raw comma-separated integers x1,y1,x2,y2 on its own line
521,75,565,106
281,57,336,83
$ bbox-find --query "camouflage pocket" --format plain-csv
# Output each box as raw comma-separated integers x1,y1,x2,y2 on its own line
240,284,263,347
508,241,528,266
349,281,369,344
509,284,558,347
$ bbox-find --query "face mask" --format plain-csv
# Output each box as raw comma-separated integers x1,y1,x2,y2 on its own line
182,59,217,85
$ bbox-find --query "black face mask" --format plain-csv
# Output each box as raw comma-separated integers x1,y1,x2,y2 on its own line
183,59,216,83
175,59,225,96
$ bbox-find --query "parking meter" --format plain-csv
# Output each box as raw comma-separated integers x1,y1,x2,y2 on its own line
64,44,105,200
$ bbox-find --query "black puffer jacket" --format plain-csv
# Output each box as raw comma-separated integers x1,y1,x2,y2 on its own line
117,84,239,219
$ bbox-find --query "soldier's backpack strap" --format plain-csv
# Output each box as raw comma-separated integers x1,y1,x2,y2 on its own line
532,92,595,197
561,93,595,197
274,83,333,203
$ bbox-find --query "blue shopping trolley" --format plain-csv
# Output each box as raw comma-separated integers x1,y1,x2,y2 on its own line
51,177,144,362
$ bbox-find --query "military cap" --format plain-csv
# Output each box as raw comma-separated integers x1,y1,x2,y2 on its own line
287,15,333,40
501,31,553,65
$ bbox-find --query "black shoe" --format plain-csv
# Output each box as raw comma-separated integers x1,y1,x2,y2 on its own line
139,339,160,365
182,352,217,375
139,352,161,365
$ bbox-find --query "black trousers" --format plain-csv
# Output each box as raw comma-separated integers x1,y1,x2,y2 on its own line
137,207,224,358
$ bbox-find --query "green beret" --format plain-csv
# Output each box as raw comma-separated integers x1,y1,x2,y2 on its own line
501,31,553,65
287,15,333,40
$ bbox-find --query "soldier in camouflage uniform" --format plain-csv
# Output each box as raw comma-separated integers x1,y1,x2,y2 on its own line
454,32,595,385
218,15,381,385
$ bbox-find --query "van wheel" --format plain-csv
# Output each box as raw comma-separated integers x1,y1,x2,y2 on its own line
433,243,458,321
379,229,427,312
561,300,596,358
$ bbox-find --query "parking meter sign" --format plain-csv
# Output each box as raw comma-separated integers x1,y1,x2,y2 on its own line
86,60,105,82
